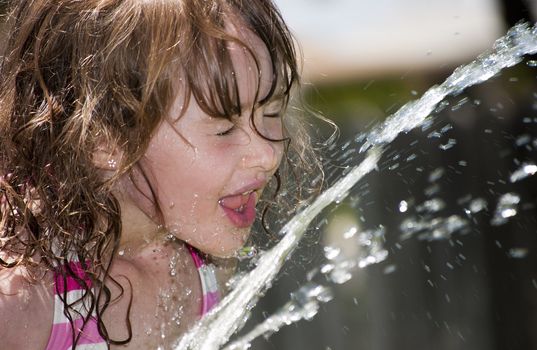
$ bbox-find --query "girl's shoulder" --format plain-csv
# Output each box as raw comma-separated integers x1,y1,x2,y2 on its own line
0,266,54,349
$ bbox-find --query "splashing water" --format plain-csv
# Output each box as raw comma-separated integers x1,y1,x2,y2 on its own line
175,23,537,350
176,149,382,350
510,163,537,183
490,193,521,226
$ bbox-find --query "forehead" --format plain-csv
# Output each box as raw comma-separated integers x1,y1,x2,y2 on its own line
226,23,276,106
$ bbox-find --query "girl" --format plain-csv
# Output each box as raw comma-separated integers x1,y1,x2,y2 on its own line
0,0,320,349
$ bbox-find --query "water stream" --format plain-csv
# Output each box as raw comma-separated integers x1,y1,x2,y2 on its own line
175,23,537,350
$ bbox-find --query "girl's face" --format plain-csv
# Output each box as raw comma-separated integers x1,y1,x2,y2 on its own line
120,31,285,257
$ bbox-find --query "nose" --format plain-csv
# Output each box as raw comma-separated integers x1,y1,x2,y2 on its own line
242,122,281,172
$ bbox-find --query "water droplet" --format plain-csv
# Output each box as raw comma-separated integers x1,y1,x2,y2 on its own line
383,264,397,274
330,269,352,284
441,124,453,134
451,97,469,111
425,184,440,197
428,131,442,138
421,118,434,131
388,163,400,170
226,272,247,290
515,134,531,146
508,247,528,259
468,198,487,213
428,168,445,182
439,139,457,150
320,263,334,274
169,252,179,277
399,200,408,213
342,227,358,239
416,198,445,213
491,193,521,225
501,208,517,218
118,249,125,256
510,163,537,182
323,246,341,260
358,249,389,268
406,154,417,162
527,59,537,67
236,246,258,261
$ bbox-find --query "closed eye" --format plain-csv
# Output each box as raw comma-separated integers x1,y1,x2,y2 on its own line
263,112,281,118
216,125,236,136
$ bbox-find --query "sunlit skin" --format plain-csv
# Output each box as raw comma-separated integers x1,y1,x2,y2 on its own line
116,28,285,258
0,26,287,350
117,87,284,257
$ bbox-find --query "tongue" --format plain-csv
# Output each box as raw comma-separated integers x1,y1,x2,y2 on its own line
220,193,250,210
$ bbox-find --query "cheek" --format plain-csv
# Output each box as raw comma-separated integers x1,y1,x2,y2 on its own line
264,118,284,141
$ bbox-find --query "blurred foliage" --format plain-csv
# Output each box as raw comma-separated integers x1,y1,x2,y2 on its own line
303,61,537,131
301,75,441,142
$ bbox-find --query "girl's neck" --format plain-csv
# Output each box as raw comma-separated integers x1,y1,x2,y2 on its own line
116,191,164,254
115,188,238,282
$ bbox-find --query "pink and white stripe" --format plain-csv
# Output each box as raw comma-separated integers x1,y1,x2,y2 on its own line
187,245,221,315
45,261,107,350
45,247,220,349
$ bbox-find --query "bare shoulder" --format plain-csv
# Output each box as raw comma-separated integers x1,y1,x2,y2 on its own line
0,266,54,349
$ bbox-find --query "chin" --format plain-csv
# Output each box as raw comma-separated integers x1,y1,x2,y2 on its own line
208,242,246,259
169,225,250,258
207,233,250,258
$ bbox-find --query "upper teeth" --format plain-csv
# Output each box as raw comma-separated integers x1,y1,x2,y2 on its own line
242,190,253,196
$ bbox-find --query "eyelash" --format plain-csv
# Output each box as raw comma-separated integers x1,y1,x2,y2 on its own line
216,125,235,136
216,113,281,136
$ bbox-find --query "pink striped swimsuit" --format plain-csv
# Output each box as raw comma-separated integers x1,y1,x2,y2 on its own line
45,248,220,349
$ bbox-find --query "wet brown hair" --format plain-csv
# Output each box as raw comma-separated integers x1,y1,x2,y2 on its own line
0,0,320,346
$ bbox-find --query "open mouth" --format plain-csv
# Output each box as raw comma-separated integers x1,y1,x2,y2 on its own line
219,190,258,228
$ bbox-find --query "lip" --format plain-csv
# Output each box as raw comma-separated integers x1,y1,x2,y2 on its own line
226,179,268,197
218,179,267,228
219,191,257,228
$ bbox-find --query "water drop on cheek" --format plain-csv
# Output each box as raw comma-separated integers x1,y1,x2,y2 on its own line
169,202,175,209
